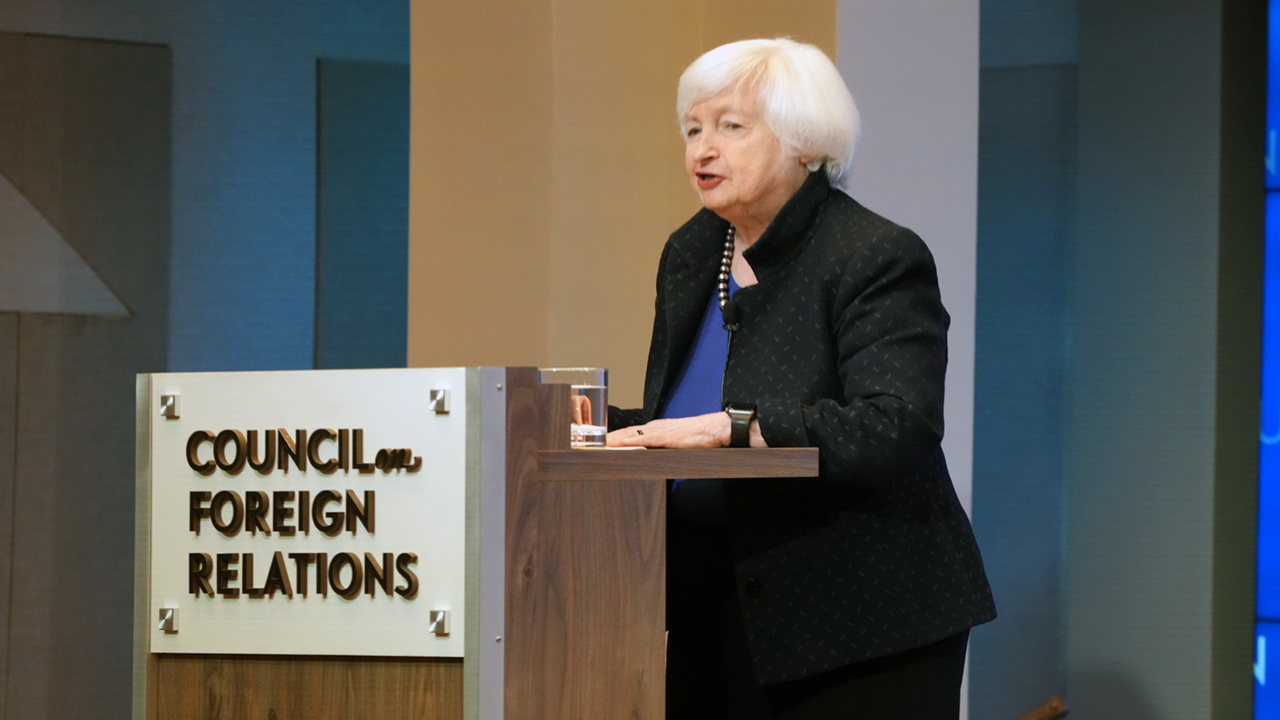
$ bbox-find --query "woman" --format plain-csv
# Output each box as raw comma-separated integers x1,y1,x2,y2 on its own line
606,39,995,719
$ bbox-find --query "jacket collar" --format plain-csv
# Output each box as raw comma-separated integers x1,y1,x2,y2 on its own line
646,172,831,417
649,225,721,417
740,171,829,281
665,171,831,278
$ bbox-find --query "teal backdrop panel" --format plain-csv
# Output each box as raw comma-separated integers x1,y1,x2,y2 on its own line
316,58,409,369
971,62,1075,720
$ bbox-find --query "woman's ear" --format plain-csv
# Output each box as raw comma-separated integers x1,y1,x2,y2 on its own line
801,156,822,172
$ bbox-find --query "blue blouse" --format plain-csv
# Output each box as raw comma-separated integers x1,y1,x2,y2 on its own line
660,275,739,522
659,274,739,420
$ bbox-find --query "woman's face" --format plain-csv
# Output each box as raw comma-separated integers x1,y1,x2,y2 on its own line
682,90,809,229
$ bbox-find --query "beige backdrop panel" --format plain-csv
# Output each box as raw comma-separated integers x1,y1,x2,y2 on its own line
409,1,554,371
545,3,701,404
410,1,835,407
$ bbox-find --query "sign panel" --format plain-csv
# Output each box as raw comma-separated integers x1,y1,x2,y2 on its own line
144,368,468,656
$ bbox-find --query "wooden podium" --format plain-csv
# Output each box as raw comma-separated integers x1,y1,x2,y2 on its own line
133,367,817,720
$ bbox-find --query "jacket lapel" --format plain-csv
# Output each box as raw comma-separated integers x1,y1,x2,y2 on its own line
646,214,725,420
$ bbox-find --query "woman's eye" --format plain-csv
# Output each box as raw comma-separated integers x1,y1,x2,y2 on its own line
685,127,701,138
723,121,743,130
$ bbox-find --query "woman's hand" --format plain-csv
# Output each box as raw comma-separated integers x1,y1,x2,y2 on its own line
607,412,729,448
607,412,766,448
570,394,592,424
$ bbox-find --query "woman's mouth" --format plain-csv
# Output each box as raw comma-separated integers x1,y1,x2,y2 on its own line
695,173,722,189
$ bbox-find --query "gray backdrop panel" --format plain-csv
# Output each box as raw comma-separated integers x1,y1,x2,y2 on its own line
0,32,170,720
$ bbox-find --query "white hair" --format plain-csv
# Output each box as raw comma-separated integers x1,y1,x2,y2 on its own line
677,38,861,188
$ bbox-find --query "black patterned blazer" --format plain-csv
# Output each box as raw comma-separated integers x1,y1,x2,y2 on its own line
610,172,996,684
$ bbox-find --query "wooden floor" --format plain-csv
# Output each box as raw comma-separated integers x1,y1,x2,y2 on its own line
155,655,463,720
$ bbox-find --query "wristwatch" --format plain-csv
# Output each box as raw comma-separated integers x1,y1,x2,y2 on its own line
724,402,757,448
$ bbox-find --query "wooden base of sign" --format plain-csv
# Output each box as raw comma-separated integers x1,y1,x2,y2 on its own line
154,655,462,719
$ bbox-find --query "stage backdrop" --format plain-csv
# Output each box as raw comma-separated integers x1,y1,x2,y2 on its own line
407,0,979,515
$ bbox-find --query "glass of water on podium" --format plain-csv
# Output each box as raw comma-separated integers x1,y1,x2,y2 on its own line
538,367,607,447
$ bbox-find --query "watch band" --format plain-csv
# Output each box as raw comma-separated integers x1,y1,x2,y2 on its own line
725,402,756,448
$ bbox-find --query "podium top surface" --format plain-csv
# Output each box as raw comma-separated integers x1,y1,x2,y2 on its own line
534,447,819,482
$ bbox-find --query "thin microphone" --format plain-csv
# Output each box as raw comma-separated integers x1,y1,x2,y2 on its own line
721,300,740,332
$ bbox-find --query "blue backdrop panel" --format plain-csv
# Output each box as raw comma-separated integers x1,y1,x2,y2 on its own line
1262,192,1280,625
1258,621,1279,717
1261,8,1280,713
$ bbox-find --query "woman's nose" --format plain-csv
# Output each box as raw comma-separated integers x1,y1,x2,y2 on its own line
691,135,718,160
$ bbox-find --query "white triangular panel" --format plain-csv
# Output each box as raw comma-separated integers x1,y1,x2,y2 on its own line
0,171,129,317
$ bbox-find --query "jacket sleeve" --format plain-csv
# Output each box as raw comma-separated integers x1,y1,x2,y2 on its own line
607,405,645,430
756,226,949,487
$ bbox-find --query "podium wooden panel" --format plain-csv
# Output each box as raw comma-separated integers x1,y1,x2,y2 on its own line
134,368,818,720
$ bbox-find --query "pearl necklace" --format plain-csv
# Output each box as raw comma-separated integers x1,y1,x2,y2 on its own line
718,225,739,331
